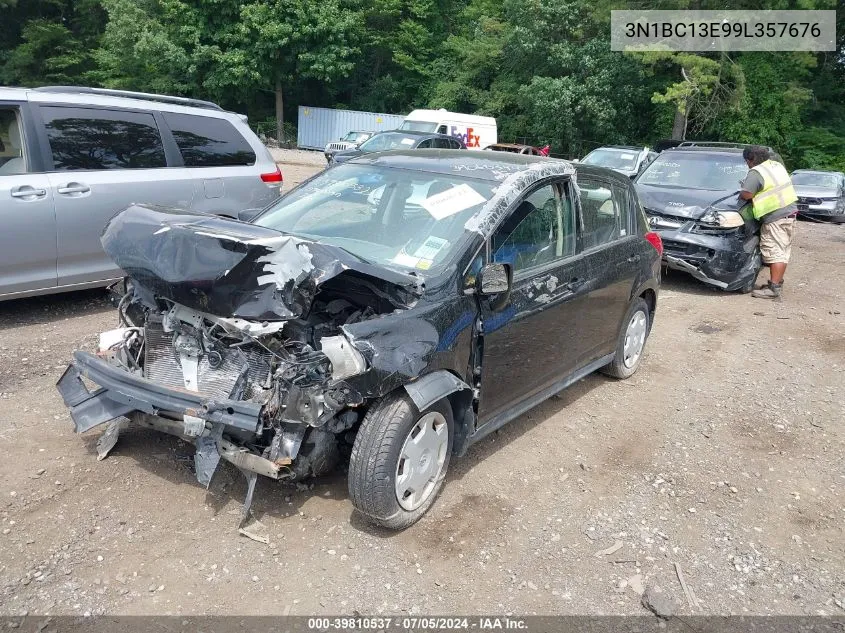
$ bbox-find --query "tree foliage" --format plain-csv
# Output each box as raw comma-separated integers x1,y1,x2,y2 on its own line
0,0,843,168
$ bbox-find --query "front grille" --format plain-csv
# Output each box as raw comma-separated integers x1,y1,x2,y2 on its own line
798,197,822,206
645,209,686,230
327,142,351,151
661,239,714,261
143,318,272,400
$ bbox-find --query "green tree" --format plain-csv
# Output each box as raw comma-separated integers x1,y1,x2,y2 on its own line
0,0,106,86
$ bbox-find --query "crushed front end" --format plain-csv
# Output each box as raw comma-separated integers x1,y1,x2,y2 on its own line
796,194,845,223
645,207,761,292
56,204,423,522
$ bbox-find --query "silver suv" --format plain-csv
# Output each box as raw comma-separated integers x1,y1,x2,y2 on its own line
0,86,282,301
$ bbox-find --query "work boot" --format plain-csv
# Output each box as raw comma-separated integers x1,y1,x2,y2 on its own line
755,279,784,290
752,281,782,299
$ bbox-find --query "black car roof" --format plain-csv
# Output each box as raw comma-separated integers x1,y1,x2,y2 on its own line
346,149,627,184
371,130,453,139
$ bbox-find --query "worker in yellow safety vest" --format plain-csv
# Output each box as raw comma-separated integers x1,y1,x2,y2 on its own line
738,145,798,299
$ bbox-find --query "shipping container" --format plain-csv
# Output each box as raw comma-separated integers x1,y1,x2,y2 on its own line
297,106,405,151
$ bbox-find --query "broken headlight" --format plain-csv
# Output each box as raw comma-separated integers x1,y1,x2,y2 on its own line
699,209,745,228
320,334,367,380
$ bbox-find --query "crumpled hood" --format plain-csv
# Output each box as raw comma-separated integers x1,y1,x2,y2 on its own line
635,184,743,219
101,204,422,321
793,185,839,200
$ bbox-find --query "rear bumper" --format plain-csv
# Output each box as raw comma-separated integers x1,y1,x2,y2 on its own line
656,227,760,291
56,350,262,435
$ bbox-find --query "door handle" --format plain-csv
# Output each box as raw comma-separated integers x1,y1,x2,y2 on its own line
57,183,91,195
10,187,47,199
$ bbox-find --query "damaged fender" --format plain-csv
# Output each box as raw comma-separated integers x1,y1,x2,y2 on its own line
403,370,472,413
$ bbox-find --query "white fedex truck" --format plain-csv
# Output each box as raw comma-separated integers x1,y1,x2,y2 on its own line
399,109,497,149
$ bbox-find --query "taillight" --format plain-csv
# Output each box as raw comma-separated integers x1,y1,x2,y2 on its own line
645,231,663,256
260,167,283,183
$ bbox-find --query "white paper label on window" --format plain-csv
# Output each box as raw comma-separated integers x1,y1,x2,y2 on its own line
400,138,415,146
421,183,487,220
620,153,636,159
391,252,421,268
413,236,449,261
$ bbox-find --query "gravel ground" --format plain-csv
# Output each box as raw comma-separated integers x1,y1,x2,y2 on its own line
0,162,843,618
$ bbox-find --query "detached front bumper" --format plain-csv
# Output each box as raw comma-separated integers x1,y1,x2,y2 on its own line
57,351,262,435
653,224,760,291
55,351,298,489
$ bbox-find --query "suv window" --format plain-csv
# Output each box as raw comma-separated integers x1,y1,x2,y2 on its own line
41,106,166,170
0,108,27,175
432,138,451,149
493,182,576,272
416,139,434,149
162,113,256,167
449,138,463,150
578,175,624,249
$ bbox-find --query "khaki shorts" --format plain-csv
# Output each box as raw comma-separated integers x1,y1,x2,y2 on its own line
760,217,795,264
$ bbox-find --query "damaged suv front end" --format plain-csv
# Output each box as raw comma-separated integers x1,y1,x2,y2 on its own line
635,148,761,292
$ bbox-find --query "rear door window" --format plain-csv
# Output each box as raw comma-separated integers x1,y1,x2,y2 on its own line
162,112,256,167
577,175,625,249
40,106,166,170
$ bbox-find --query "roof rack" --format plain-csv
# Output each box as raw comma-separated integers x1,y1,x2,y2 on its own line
677,141,749,149
32,86,223,111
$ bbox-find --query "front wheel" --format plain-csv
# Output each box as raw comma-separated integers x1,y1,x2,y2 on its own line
348,393,453,530
601,297,651,379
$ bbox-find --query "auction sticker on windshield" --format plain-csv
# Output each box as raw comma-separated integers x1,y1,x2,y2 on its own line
413,236,449,260
422,184,487,220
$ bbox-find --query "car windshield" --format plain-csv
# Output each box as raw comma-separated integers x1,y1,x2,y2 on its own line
342,131,363,142
400,120,438,133
638,152,748,191
254,164,496,273
582,148,640,170
359,133,422,152
791,172,840,188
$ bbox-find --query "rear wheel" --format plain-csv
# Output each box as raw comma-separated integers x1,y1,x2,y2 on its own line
348,393,453,530
602,297,650,379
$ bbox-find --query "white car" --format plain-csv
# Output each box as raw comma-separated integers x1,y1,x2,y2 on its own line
324,131,373,162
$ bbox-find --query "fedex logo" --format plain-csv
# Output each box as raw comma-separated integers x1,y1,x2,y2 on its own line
450,126,481,148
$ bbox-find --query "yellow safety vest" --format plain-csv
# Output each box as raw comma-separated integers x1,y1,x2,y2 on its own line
749,159,797,220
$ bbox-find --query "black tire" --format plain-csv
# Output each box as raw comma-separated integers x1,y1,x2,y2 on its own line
601,297,651,380
348,392,454,530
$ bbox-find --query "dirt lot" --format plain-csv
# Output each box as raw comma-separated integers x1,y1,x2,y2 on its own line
0,160,843,618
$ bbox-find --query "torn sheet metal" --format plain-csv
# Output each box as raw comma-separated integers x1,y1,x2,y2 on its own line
101,204,422,321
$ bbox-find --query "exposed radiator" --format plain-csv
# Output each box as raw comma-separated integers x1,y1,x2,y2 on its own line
144,319,272,400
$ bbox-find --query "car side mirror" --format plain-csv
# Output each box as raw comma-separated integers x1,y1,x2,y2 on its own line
478,262,512,311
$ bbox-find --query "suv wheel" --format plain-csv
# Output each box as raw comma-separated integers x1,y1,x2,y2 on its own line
348,393,453,530
602,297,651,379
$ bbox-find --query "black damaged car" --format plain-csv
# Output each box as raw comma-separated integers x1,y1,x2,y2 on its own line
635,143,781,293
57,151,661,529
